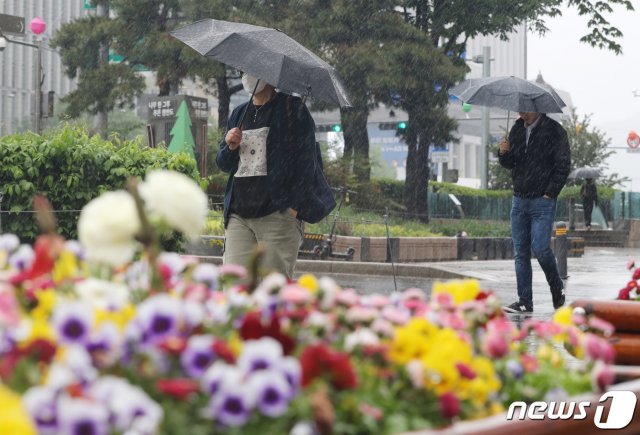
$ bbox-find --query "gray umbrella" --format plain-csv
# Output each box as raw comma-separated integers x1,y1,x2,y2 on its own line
568,166,601,179
170,19,352,108
449,76,566,113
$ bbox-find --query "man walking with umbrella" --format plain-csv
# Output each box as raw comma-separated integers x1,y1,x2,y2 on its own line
498,111,571,313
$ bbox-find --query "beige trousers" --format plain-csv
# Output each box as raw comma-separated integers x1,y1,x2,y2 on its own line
223,211,303,278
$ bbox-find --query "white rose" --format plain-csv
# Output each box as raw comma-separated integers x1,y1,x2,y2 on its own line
78,191,141,266
140,170,208,240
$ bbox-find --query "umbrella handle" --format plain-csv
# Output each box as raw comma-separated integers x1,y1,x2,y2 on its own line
506,110,510,136
238,79,262,129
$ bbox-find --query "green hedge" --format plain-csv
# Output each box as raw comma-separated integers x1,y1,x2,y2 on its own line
0,125,199,242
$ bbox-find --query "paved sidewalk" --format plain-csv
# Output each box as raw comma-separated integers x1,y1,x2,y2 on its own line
429,247,637,319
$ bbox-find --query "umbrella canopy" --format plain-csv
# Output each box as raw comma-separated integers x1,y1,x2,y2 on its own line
568,167,601,179
170,19,352,107
449,76,566,113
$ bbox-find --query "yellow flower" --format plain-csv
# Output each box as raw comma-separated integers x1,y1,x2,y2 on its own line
388,318,437,364
228,332,243,357
298,274,319,293
537,344,552,360
0,384,37,435
52,250,79,282
95,304,135,330
20,318,56,347
31,289,57,321
432,279,480,304
552,306,572,326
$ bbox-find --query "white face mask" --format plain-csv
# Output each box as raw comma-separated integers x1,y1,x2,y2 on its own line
242,74,266,94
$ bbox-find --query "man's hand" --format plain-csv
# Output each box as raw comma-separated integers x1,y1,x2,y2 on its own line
225,128,242,150
287,208,298,218
499,138,510,154
543,194,552,199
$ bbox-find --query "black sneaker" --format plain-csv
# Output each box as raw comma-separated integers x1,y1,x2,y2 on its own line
552,288,566,309
502,301,533,313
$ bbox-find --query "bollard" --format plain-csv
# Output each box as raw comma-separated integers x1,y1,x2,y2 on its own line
555,221,568,279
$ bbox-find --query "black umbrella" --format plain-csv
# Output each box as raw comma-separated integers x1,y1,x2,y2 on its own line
170,19,352,108
449,76,566,114
568,167,601,179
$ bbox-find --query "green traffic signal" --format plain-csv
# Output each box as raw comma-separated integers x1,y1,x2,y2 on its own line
397,121,407,130
332,124,342,132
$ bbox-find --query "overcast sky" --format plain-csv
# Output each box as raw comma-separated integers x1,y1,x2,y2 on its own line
527,4,640,190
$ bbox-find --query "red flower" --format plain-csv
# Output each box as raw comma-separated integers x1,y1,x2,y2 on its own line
439,392,461,419
23,338,57,363
300,344,358,390
475,291,491,301
212,339,236,364
633,269,640,280
455,362,477,380
156,336,187,355
240,311,295,355
10,234,63,285
618,286,632,300
155,378,200,400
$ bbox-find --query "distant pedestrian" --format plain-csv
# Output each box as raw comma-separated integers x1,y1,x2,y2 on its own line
498,111,571,313
581,178,598,230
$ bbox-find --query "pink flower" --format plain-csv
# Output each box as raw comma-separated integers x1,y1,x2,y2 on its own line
359,403,383,421
401,288,426,302
482,333,508,358
439,392,461,419
442,313,466,330
345,306,378,324
381,306,410,325
433,291,454,309
583,334,615,363
592,361,615,392
0,287,20,326
532,321,563,339
336,289,359,307
280,284,312,304
521,354,539,373
455,362,476,380
618,286,632,300
360,294,389,308
588,317,615,336
218,264,247,279
371,318,395,337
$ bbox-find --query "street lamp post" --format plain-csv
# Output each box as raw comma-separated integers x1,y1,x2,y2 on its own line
470,46,492,189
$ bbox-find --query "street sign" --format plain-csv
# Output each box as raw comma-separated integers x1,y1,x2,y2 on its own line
0,13,25,36
83,0,97,10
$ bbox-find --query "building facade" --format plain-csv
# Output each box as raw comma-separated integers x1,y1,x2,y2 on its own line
0,0,85,136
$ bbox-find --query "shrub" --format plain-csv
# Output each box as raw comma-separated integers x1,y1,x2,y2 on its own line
0,125,199,242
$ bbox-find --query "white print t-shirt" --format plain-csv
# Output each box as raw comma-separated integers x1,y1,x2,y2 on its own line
235,127,269,178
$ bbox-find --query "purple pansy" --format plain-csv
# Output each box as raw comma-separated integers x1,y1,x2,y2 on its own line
247,369,292,417
57,396,109,435
52,303,93,345
192,263,219,290
181,335,216,378
237,337,283,374
22,386,58,434
135,295,181,342
209,383,257,427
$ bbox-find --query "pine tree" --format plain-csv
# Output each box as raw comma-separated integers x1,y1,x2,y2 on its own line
168,101,196,159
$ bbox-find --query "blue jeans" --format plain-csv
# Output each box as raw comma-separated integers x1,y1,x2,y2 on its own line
510,196,564,306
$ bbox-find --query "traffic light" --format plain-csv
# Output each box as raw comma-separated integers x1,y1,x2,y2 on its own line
379,121,408,130
316,124,342,132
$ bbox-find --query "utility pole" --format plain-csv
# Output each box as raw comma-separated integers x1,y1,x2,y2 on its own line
480,46,491,189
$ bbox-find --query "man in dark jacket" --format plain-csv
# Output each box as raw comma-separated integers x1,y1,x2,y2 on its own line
217,74,335,278
498,112,571,313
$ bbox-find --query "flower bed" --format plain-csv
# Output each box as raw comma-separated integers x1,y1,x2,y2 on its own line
0,171,618,434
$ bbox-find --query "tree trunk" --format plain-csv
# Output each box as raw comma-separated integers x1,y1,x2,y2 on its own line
216,74,230,131
404,128,430,222
341,107,370,181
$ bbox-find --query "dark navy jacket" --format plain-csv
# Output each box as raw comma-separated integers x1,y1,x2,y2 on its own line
498,114,571,199
216,93,335,227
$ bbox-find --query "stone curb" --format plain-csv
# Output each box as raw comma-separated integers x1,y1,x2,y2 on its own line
186,256,470,280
